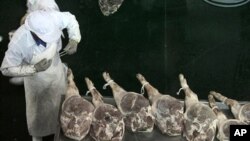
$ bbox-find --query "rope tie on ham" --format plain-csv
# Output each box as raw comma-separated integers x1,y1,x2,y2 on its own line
211,105,219,111
103,80,114,89
140,82,149,95
85,87,96,96
176,84,189,95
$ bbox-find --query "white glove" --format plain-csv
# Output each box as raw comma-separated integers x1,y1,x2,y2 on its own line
63,39,79,55
1,59,51,77
34,58,52,72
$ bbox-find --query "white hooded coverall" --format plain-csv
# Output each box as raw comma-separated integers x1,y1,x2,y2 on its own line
9,0,60,84
1,11,81,137
27,0,59,12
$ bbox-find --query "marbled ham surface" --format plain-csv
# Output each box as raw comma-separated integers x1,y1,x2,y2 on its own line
153,95,184,136
60,95,94,140
90,103,124,141
55,96,248,141
98,0,124,16
119,92,154,132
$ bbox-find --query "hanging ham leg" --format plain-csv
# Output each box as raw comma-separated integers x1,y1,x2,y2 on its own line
99,0,124,16
102,72,155,132
60,69,95,141
85,77,125,141
208,93,247,141
178,74,217,141
136,73,184,136
210,91,250,124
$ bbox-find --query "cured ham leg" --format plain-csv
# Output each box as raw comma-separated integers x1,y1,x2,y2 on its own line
208,93,246,141
102,72,154,132
178,74,217,141
85,77,125,141
136,73,184,136
99,0,124,16
210,91,250,124
60,69,94,141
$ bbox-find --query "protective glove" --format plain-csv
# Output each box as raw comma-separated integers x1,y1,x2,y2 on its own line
34,58,52,72
63,39,79,55
20,13,28,25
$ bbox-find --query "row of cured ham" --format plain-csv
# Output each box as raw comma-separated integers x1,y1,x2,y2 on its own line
60,69,250,141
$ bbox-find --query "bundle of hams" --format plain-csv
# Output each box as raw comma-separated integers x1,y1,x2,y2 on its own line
102,72,155,133
208,92,247,141
59,70,250,141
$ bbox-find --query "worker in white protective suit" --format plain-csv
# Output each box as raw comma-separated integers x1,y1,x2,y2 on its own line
20,0,60,24
27,0,59,12
9,0,60,84
1,10,81,141
9,0,59,39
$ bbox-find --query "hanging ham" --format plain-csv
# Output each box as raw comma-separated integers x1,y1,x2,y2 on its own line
99,0,124,16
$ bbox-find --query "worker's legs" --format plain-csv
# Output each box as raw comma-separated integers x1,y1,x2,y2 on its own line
32,136,42,141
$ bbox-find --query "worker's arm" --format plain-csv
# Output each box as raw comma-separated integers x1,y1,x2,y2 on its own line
52,11,81,55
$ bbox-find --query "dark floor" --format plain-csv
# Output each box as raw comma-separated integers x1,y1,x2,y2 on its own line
1,0,250,140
